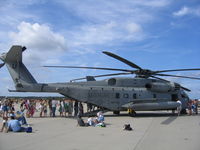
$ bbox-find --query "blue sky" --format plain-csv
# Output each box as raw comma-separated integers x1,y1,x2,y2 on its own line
0,0,200,98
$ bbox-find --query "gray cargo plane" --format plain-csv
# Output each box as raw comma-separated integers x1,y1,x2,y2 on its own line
1,46,200,116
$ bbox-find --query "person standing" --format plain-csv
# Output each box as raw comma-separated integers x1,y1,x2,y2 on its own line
74,101,78,117
39,100,44,117
177,99,182,116
51,99,58,117
194,99,198,114
48,99,52,117
78,102,84,117
43,101,48,117
25,100,31,118
63,100,69,117
188,100,192,115
68,100,73,117
87,103,92,112
59,100,64,117
1,116,8,132
20,100,26,112
2,99,8,118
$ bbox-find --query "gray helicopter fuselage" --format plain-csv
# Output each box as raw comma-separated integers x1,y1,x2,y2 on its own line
1,45,190,113
15,77,188,111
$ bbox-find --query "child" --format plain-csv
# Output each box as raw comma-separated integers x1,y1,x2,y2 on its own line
1,116,8,132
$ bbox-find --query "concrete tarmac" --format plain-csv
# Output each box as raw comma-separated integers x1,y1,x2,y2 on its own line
0,111,200,150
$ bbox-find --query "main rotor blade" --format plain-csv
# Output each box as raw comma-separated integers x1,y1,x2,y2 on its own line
154,68,200,74
155,73,200,80
180,86,191,92
0,63,5,68
70,72,132,81
43,65,135,73
103,51,142,70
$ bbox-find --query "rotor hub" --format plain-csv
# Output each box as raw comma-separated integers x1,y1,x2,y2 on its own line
135,69,153,78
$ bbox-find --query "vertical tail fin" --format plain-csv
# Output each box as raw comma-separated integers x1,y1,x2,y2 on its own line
0,45,37,88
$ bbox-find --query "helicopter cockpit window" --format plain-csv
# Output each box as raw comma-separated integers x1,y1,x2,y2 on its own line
116,93,120,99
133,93,137,99
123,93,129,98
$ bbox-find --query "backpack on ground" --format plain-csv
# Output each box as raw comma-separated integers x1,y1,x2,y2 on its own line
123,124,132,131
26,127,32,133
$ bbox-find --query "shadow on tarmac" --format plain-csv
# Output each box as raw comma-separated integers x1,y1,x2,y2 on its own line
104,112,177,118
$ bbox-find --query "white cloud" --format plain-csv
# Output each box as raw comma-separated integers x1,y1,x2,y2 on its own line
173,6,189,17
9,22,67,51
173,6,200,17
56,0,171,54
126,23,142,33
134,0,170,7
65,21,145,54
69,22,143,45
59,0,169,24
0,0,46,10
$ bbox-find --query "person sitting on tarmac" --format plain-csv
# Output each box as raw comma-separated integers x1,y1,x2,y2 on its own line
94,112,106,127
87,115,95,126
77,115,88,127
15,111,28,125
5,114,27,132
97,111,104,123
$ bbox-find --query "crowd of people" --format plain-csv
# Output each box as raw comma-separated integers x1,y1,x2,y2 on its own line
0,98,101,119
0,97,103,133
18,99,75,118
187,99,199,115
0,98,30,133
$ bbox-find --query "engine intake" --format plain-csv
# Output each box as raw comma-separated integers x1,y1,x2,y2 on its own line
145,82,176,93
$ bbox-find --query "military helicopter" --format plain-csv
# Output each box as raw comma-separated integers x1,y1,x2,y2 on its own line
1,45,200,116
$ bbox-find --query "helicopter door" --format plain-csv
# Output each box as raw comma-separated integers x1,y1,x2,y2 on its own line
171,94,178,101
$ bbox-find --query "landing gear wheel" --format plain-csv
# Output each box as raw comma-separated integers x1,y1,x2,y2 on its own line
113,111,120,115
128,109,136,117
